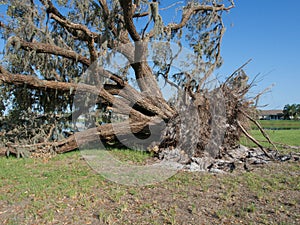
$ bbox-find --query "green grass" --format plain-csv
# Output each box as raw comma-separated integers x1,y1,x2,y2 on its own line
0,150,299,224
241,129,300,148
242,120,300,149
0,152,109,224
0,152,104,201
109,148,152,164
252,120,300,129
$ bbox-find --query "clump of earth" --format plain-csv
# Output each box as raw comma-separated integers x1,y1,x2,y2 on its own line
158,145,300,173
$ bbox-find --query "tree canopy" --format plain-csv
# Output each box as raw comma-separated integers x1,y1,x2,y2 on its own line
0,0,263,159
283,104,300,120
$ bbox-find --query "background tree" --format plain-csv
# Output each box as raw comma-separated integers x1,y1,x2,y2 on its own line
283,104,291,120
0,0,260,159
296,104,300,120
283,104,300,120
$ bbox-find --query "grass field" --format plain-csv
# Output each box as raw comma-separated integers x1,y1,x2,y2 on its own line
241,129,300,149
0,151,299,224
243,120,300,149
0,120,299,224
252,120,300,130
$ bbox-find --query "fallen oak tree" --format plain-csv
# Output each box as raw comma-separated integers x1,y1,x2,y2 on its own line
0,0,282,163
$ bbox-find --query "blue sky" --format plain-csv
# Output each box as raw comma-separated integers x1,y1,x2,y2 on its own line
217,0,300,109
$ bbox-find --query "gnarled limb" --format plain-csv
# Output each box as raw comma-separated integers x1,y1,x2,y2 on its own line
0,66,174,120
0,116,163,156
0,66,149,121
145,2,235,39
9,37,90,66
119,0,141,42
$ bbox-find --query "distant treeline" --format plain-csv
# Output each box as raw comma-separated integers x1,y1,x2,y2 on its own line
283,104,300,120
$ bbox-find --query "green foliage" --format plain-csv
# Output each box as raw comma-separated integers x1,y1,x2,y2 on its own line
283,103,300,120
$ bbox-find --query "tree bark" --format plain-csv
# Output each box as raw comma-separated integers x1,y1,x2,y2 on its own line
0,66,172,155
56,118,159,152
0,66,173,120
9,37,91,66
0,116,162,156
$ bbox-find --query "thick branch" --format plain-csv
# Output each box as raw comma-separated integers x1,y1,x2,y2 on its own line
146,3,234,39
133,12,149,18
49,13,99,62
119,0,141,42
98,0,119,37
0,116,163,156
9,37,90,66
40,0,95,41
40,0,99,62
1,58,173,119
0,118,158,155
172,3,234,30
0,66,148,121
49,13,98,40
